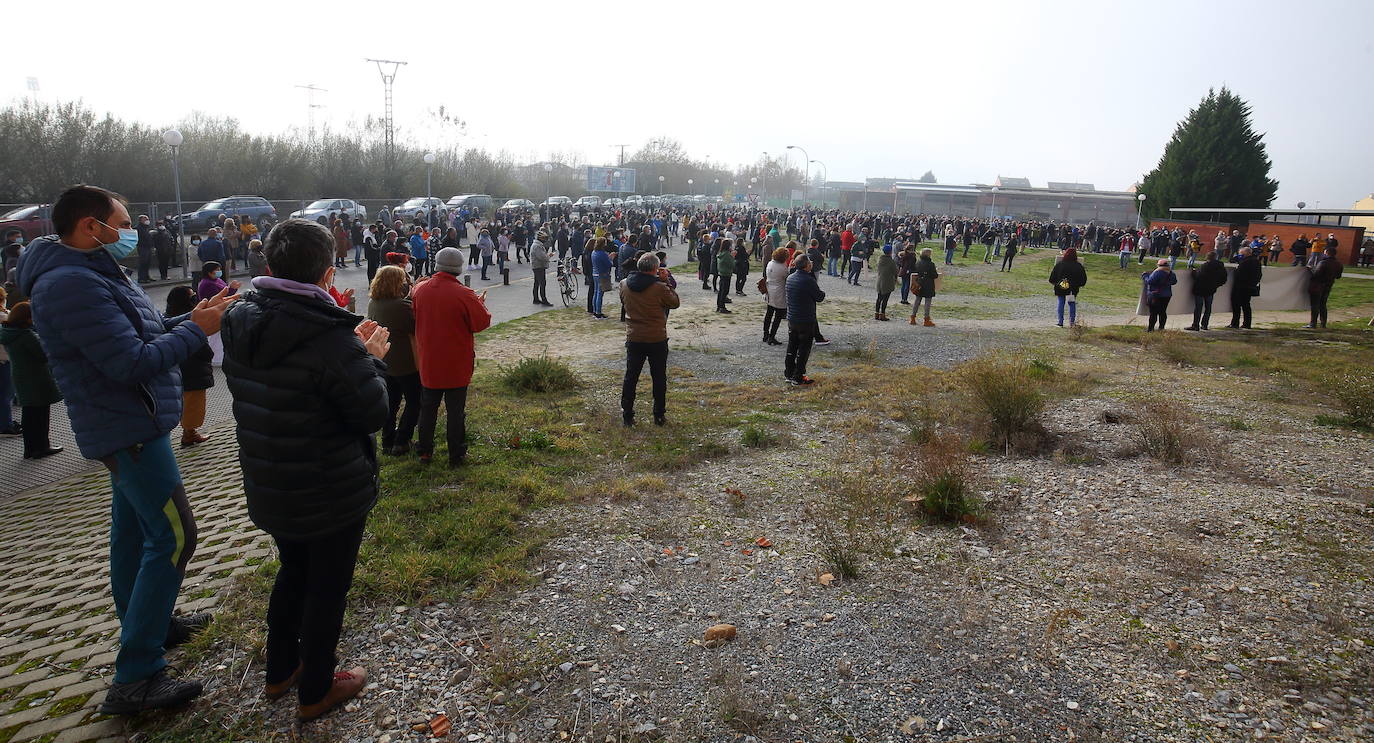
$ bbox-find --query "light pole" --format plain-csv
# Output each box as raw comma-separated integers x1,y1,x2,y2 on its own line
990,186,999,219
786,144,809,204
544,162,553,200
1135,193,1147,231
613,170,621,204
714,178,720,197
423,152,436,198
760,152,769,203
810,160,827,205
687,178,694,196
1297,201,1306,225
658,174,665,195
161,129,187,279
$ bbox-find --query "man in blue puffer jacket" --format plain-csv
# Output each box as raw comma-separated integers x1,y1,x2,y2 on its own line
16,184,238,715
784,254,826,386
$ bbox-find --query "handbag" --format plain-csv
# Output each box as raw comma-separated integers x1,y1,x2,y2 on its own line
757,276,768,294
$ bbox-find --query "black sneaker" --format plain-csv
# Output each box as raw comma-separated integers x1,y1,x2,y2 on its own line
98,669,204,715
814,338,831,346
653,416,667,427
0,424,21,438
165,613,212,650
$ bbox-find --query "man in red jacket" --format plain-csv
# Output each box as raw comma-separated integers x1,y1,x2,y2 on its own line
411,247,492,466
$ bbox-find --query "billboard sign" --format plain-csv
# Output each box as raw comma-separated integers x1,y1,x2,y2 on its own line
587,167,636,194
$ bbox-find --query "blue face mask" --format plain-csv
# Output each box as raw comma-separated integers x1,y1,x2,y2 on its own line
96,220,139,259
210,271,221,279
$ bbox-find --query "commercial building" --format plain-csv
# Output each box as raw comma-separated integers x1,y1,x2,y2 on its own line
824,176,1140,224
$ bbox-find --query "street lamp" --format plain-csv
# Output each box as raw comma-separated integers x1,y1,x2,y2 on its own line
543,162,553,200
687,178,694,195
1297,201,1306,225
760,152,769,202
1135,193,1147,231
658,174,665,195
161,129,187,279
423,152,436,198
990,186,999,219
786,144,809,204
809,160,827,205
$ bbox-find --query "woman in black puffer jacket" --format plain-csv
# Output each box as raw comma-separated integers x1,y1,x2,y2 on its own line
219,219,390,720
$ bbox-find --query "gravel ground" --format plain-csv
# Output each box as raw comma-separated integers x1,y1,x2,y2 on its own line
161,265,1374,743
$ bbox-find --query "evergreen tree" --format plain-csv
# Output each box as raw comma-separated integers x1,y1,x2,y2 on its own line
918,170,937,183
1139,87,1277,223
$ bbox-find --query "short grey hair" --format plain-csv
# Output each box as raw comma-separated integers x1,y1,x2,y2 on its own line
636,253,660,272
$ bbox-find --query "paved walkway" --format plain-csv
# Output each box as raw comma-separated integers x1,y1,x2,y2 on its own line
0,422,265,743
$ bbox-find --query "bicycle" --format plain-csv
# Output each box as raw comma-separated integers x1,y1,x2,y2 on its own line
557,257,580,307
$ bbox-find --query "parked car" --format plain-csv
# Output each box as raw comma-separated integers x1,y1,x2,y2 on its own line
604,198,624,208
624,195,646,208
180,195,277,232
392,197,446,223
542,196,572,207
574,195,602,210
501,198,537,211
289,198,366,225
0,204,53,241
446,194,494,217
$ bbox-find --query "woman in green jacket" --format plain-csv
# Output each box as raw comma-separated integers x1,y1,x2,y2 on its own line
0,302,63,459
874,244,898,321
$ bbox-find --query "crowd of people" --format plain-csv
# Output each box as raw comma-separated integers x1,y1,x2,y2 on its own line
0,183,1363,726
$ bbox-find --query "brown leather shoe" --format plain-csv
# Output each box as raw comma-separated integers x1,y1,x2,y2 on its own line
180,431,210,448
297,667,367,721
264,663,303,701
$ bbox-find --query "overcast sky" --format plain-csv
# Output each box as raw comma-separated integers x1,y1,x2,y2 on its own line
9,0,1371,206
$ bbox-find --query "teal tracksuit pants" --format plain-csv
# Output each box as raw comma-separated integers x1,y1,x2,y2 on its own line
103,435,198,683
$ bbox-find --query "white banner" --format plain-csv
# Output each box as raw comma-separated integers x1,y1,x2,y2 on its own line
1135,265,1312,315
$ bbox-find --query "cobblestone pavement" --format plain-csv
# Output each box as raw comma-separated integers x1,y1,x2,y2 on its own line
0,423,267,743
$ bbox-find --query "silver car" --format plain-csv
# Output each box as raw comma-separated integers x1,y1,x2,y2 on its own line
290,198,367,225
392,197,446,222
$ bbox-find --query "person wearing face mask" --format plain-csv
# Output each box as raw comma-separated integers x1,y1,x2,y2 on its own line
15,184,240,715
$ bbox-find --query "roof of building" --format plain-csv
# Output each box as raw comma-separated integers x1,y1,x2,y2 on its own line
995,176,1031,188
1046,182,1095,192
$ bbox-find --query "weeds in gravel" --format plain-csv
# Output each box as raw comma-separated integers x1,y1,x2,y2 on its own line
806,456,908,578
498,354,580,393
911,439,982,523
1330,373,1374,430
1131,400,1199,465
955,354,1049,454
740,424,779,448
832,338,884,363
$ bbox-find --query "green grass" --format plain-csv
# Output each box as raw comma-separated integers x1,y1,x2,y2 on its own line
934,251,1148,309
357,369,785,602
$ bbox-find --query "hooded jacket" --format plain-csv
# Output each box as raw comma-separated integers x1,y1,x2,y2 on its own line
785,268,826,324
17,236,205,458
220,284,389,541
619,272,681,343
0,324,63,407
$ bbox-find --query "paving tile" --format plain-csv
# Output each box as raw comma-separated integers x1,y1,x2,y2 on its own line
52,717,123,743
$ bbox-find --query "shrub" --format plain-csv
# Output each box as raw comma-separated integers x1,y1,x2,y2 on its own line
807,458,906,579
740,424,778,448
956,354,1047,453
1331,374,1374,430
911,439,982,523
1131,400,1196,464
1028,358,1059,378
498,354,579,393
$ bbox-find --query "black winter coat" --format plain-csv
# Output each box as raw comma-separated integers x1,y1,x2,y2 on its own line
1049,259,1087,296
1191,259,1228,296
179,341,215,392
221,288,389,541
1232,256,1262,296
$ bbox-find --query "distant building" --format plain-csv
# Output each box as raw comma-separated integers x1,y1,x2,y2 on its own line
886,179,1138,223
1352,194,1374,233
